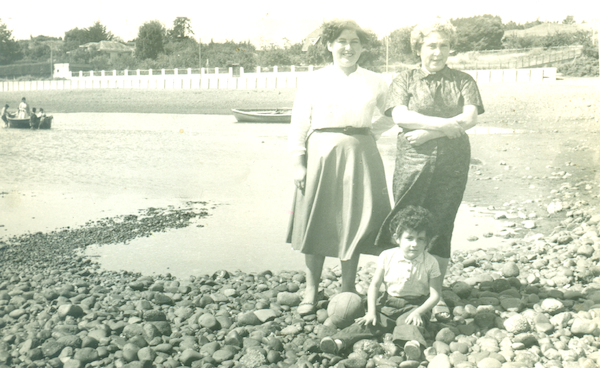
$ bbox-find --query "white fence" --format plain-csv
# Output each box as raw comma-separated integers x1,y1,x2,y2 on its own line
0,67,557,92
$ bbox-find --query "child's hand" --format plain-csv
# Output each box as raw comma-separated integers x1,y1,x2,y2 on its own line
356,311,377,326
404,310,424,326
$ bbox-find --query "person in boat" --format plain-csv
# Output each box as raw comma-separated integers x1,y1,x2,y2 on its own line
375,17,484,322
30,107,40,129
287,19,394,315
1,104,12,127
37,108,48,128
17,97,30,119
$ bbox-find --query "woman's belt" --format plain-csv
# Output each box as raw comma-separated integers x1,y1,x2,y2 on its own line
314,126,371,135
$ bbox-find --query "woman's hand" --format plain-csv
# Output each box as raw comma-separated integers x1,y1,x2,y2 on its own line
404,130,436,146
356,311,377,326
293,161,307,192
404,309,424,326
439,119,465,139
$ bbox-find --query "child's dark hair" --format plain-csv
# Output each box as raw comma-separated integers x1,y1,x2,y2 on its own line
392,206,434,238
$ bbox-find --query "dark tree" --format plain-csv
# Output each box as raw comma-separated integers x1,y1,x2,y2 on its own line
168,17,194,41
64,21,113,52
87,21,114,42
202,40,256,70
136,20,166,60
0,20,22,65
452,15,505,52
387,25,418,63
562,15,576,25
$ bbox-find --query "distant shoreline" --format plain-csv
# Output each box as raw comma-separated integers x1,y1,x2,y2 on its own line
0,88,297,115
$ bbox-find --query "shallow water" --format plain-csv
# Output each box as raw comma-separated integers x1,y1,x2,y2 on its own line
1,114,511,278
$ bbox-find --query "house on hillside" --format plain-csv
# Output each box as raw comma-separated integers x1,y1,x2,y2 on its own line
302,28,321,52
76,40,134,61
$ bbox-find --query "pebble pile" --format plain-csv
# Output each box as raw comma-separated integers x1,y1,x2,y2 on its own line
1,191,600,368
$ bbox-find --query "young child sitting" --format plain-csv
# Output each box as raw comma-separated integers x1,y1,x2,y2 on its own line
320,206,442,360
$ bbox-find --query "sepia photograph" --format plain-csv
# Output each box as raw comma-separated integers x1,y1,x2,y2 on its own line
1,0,599,366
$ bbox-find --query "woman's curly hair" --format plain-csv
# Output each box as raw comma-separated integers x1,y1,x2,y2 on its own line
319,19,371,62
320,19,370,46
391,205,435,240
410,17,457,55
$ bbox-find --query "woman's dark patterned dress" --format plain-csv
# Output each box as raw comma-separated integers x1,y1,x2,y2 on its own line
375,66,484,258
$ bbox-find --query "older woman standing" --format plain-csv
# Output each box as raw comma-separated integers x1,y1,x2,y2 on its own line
376,18,484,320
288,19,393,315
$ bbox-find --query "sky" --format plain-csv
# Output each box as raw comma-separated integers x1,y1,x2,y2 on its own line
2,0,598,47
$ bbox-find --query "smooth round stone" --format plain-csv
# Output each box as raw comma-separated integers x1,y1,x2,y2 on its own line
541,298,566,315
432,341,451,354
73,347,99,364
235,311,260,326
143,310,166,321
500,298,524,312
449,351,468,366
180,349,203,366
476,357,501,368
8,308,27,319
449,342,469,354
138,346,157,362
577,245,595,257
571,318,598,335
213,349,236,363
57,304,84,318
474,312,496,329
276,292,301,307
436,328,456,344
504,314,530,334
428,353,451,368
153,293,174,305
502,262,520,278
452,282,473,298
534,313,555,334
63,360,83,368
122,343,141,362
41,340,65,358
198,313,219,329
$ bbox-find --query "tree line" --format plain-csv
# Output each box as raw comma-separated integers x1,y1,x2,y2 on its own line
0,15,597,74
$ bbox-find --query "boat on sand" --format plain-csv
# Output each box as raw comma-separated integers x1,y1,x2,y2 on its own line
231,108,292,123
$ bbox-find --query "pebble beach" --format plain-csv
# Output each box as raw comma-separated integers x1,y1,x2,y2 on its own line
1,78,600,368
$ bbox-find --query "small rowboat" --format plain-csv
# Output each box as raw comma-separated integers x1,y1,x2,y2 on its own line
7,116,53,129
232,108,292,123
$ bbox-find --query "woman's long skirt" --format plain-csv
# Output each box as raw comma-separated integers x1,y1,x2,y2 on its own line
375,133,471,259
287,131,391,260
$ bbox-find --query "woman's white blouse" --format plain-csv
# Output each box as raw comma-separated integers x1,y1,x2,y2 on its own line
288,65,393,155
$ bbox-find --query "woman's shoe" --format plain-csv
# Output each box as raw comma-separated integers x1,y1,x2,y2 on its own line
298,302,316,316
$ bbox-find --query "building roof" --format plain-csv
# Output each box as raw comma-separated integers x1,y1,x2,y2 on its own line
302,28,322,52
79,40,134,53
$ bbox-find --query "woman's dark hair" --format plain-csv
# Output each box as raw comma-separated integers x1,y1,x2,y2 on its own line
318,19,371,63
391,205,435,239
320,19,370,46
